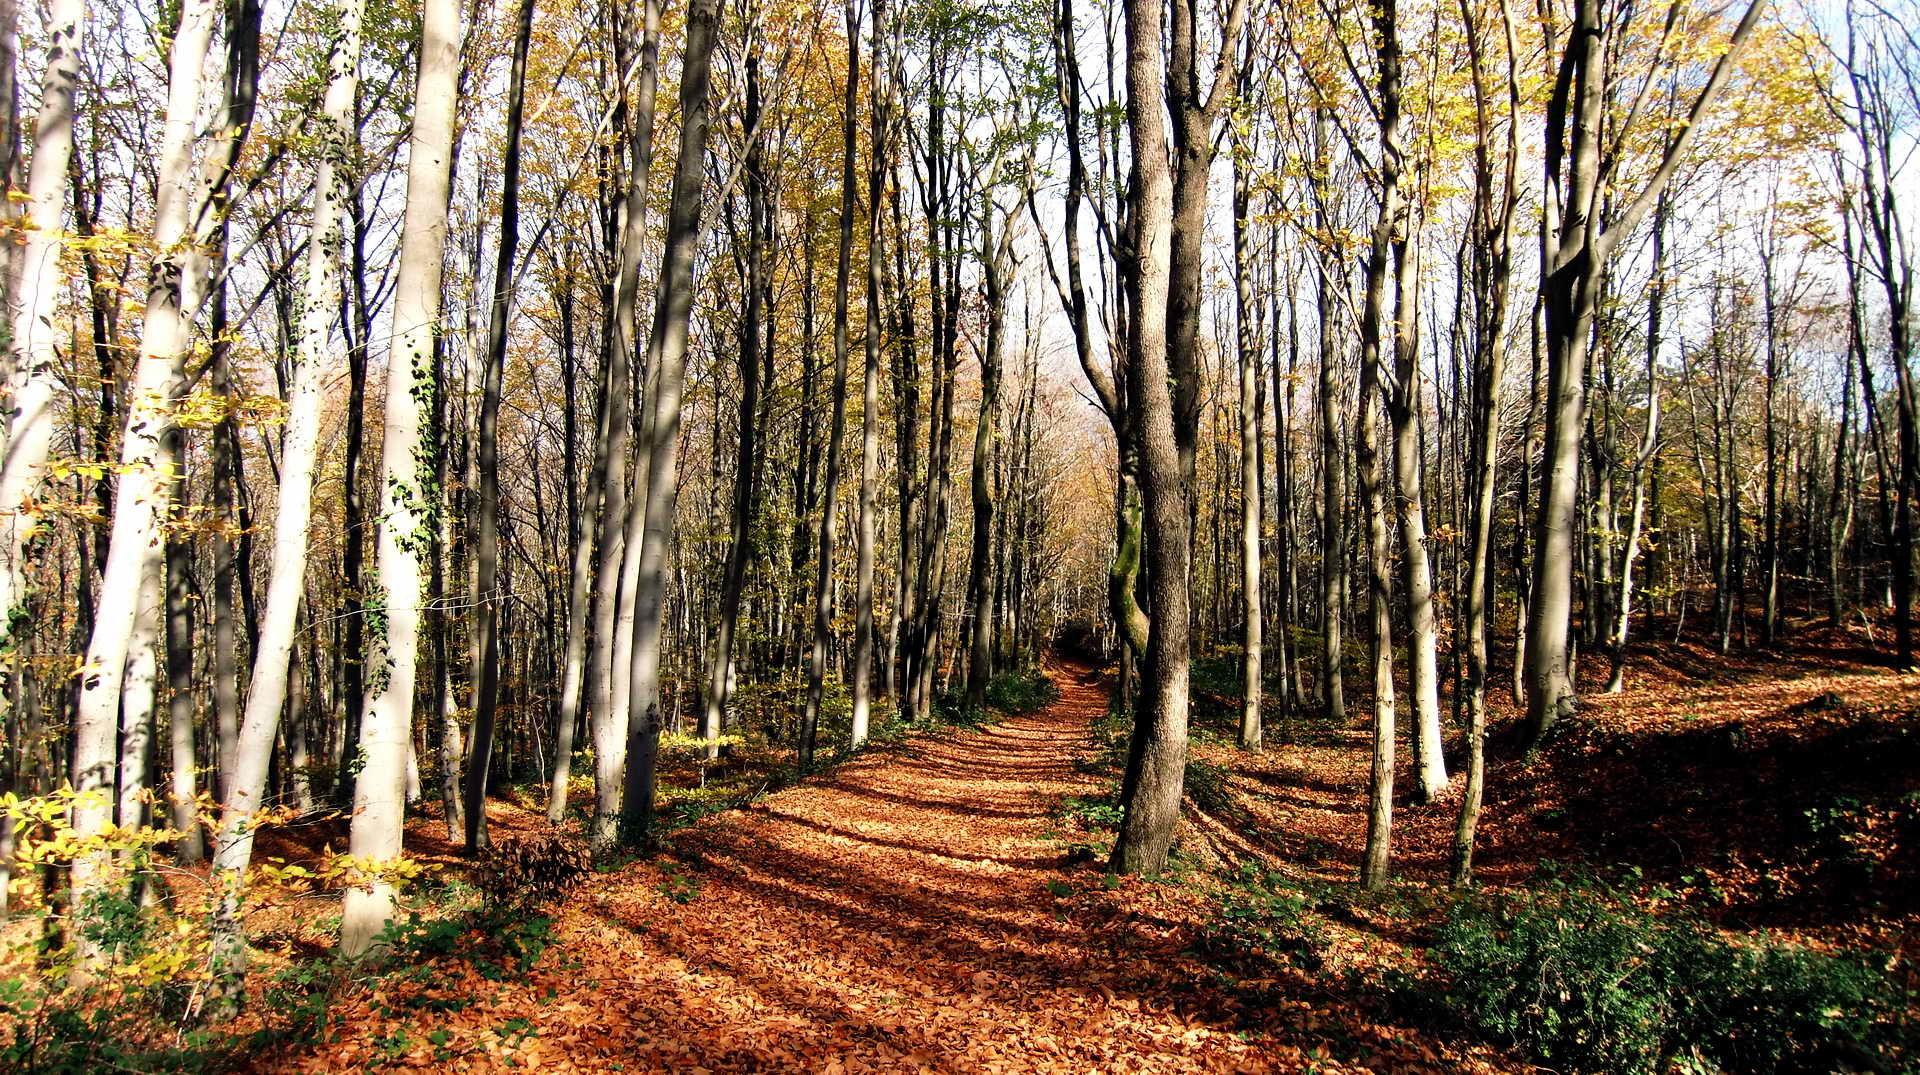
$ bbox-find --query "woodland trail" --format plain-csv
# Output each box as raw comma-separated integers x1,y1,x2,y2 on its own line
278,663,1297,1073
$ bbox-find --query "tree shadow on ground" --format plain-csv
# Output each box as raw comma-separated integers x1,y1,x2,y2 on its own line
1476,693,1919,931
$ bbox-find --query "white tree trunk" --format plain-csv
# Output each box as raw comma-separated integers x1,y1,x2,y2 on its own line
1232,155,1261,751
585,0,659,848
0,0,81,628
70,0,218,960
340,0,461,958
1388,234,1447,801
206,0,364,997
117,565,163,834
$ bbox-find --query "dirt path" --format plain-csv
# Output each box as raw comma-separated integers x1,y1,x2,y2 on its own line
282,664,1292,1072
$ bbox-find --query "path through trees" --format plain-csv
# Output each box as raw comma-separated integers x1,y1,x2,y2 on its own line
255,663,1489,1071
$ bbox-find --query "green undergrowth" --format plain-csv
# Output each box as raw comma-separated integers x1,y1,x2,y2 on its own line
1191,863,1331,974
1429,869,1913,1074
1065,668,1914,1075
0,867,571,1074
869,663,1060,748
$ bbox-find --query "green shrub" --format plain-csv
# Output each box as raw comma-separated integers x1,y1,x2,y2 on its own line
382,905,558,982
1188,654,1242,698
1060,781,1124,829
1196,864,1324,971
1087,704,1132,771
985,665,1060,715
930,666,1058,729
1434,874,1911,1074
1184,756,1239,818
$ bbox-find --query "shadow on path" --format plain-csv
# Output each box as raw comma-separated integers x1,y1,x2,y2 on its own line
271,661,1481,1073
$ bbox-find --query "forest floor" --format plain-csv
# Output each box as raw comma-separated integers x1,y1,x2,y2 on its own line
1184,619,1920,957
237,622,1917,1073
262,664,1437,1072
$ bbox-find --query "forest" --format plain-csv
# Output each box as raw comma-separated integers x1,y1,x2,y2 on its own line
0,0,1915,1067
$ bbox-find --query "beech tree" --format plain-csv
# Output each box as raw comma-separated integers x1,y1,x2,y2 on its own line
0,0,1887,1014
1524,0,1768,743
70,0,222,958
341,0,463,956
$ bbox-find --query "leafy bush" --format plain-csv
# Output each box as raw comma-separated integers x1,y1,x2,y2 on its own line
985,665,1060,715
1060,782,1125,830
929,666,1059,729
1196,864,1324,972
1434,874,1911,1074
931,689,994,728
1086,704,1132,771
663,783,756,828
0,789,229,1071
1183,756,1239,819
1188,654,1243,699
383,906,558,982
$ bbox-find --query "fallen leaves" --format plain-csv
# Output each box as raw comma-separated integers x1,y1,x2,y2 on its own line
230,630,1920,1074
250,667,1307,1071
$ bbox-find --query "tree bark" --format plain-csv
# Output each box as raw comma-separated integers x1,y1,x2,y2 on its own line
71,0,219,962
585,0,660,848
1110,0,1191,877
1310,109,1346,723
703,43,766,760
341,0,461,957
204,0,360,996
1605,196,1667,694
965,186,1012,715
1385,216,1447,802
0,0,81,637
1450,0,1519,886
1525,0,1766,743
619,0,720,847
851,0,889,746
463,0,536,852
800,2,859,767
1232,141,1261,751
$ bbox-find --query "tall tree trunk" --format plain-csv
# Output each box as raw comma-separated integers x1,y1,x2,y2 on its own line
201,0,263,802
618,0,720,847
1385,212,1447,802
1605,196,1667,694
549,308,607,823
168,4,268,832
1450,0,1518,886
165,495,202,862
585,0,660,848
1310,109,1346,723
205,0,359,998
334,173,375,803
850,0,888,746
463,0,536,852
965,197,1010,715
1356,0,1405,891
799,1,859,767
71,0,219,962
1351,0,1413,890
703,42,766,759
1110,0,1190,877
0,0,81,637
429,282,464,840
340,0,461,956
886,187,919,701
1232,141,1261,751
1525,0,1765,743
1162,0,1246,507
210,369,244,796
